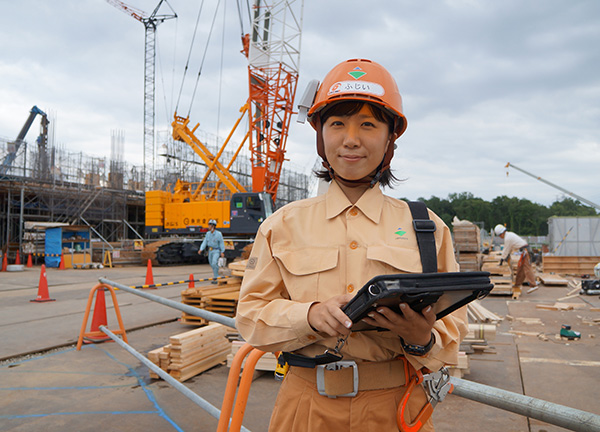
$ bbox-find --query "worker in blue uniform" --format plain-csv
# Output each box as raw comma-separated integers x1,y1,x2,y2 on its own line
199,219,225,283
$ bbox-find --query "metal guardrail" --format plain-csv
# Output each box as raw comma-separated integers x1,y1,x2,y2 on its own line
450,377,600,432
98,277,600,432
99,325,251,432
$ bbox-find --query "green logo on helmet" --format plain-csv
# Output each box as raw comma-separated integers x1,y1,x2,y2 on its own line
348,67,366,80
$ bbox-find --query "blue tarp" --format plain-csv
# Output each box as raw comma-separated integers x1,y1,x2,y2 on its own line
45,227,61,267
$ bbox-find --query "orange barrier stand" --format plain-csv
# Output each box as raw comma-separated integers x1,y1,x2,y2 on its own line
217,343,267,432
77,283,128,350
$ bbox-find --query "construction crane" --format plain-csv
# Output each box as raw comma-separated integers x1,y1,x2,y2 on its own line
1,105,48,176
145,0,303,265
505,162,600,211
106,0,177,190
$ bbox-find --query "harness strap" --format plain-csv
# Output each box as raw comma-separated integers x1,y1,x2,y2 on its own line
407,201,438,273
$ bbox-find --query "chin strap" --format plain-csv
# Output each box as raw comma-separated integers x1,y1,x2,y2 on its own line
323,160,384,189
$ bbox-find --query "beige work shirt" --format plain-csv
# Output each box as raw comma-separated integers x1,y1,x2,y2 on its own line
501,231,528,260
236,181,468,371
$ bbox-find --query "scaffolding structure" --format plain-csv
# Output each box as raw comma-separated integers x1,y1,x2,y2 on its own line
0,125,311,260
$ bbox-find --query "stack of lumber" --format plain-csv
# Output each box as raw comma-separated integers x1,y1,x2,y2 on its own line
467,300,503,323
481,251,515,296
453,220,482,272
542,256,600,276
180,277,242,326
226,340,278,372
453,301,501,377
537,273,569,286
448,352,470,378
147,323,231,382
228,259,248,277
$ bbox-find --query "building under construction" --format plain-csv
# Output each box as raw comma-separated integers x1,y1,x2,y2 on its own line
0,111,311,263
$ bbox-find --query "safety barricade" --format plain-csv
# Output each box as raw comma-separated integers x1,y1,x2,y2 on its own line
91,277,600,432
128,275,228,290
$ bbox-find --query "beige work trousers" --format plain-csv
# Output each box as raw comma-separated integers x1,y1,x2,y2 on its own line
514,249,537,287
268,367,434,432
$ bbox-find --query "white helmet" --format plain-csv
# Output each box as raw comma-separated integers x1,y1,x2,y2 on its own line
494,224,507,236
208,219,217,226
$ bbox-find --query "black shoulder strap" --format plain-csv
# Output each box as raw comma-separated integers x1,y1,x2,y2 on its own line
407,201,437,273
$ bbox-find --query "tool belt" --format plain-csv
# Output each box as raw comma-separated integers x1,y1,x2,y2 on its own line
289,357,410,398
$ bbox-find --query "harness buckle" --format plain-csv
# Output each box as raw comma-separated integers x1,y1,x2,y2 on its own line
316,360,359,398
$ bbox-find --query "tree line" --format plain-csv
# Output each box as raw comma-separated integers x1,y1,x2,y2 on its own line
400,193,598,236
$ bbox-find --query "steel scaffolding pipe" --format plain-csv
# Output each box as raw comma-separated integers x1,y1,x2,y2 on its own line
98,277,236,329
450,376,600,432
99,326,251,432
98,276,600,432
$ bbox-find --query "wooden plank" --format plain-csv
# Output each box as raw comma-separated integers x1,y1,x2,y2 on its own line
538,273,569,285
542,256,600,275
171,348,230,382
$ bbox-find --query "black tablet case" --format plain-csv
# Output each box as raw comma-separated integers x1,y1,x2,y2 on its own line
342,271,493,331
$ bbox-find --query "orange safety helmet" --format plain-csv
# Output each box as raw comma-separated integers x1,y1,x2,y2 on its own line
306,58,408,172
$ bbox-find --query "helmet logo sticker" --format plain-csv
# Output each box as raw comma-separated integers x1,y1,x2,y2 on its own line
348,67,366,80
328,81,385,97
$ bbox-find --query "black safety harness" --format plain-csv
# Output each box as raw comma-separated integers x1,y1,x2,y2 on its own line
282,201,437,368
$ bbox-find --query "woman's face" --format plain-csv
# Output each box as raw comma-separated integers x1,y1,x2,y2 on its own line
322,104,391,181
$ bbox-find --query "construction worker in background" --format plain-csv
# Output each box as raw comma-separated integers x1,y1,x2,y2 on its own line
494,224,538,291
236,59,468,431
199,219,225,284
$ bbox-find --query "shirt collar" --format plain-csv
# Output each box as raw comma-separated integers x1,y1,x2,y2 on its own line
325,180,384,223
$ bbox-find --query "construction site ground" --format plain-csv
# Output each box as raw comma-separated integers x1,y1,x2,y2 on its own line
1,263,598,432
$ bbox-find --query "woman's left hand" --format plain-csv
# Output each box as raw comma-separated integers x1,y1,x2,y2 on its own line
360,303,435,346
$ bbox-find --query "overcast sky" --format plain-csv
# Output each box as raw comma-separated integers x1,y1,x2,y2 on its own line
1,0,599,209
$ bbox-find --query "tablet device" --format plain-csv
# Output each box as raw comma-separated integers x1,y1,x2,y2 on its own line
341,271,493,331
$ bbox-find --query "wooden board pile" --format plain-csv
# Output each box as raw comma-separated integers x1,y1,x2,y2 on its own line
542,256,600,276
452,300,502,377
481,251,514,296
147,323,232,382
180,277,242,326
453,220,482,272
227,340,278,372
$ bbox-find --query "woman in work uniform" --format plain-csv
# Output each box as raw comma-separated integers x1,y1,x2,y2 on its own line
236,58,468,431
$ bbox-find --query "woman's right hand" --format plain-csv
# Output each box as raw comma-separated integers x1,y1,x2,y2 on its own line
307,293,355,337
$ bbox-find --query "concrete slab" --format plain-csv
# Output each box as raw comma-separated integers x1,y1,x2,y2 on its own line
1,265,599,432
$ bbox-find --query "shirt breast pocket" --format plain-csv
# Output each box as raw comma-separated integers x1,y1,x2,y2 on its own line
367,245,424,274
273,247,339,302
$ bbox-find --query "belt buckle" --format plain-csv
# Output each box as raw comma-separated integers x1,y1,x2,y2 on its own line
316,360,358,398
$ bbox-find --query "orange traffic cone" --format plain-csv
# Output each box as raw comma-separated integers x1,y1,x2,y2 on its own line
1,253,6,272
15,251,21,265
189,274,195,289
59,253,66,270
26,253,33,268
31,264,55,302
144,259,155,287
82,287,111,343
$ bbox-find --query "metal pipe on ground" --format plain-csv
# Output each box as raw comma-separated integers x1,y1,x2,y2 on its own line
450,376,600,432
98,277,600,432
98,277,236,329
99,325,251,432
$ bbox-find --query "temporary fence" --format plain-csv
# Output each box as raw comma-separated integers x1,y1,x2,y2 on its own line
95,277,600,432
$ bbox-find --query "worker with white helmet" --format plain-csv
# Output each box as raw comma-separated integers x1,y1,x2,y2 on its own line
199,219,225,283
237,59,467,431
494,224,538,290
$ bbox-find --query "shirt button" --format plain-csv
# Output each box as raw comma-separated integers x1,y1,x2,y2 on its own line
349,208,358,217
347,284,354,293
349,241,358,249
307,335,316,341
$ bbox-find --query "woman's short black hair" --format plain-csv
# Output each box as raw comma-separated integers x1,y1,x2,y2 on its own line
314,101,400,188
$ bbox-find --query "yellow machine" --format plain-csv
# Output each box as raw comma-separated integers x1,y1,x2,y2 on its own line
144,1,301,265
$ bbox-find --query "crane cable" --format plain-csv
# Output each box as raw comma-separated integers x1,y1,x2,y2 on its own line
187,0,222,117
175,0,205,114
